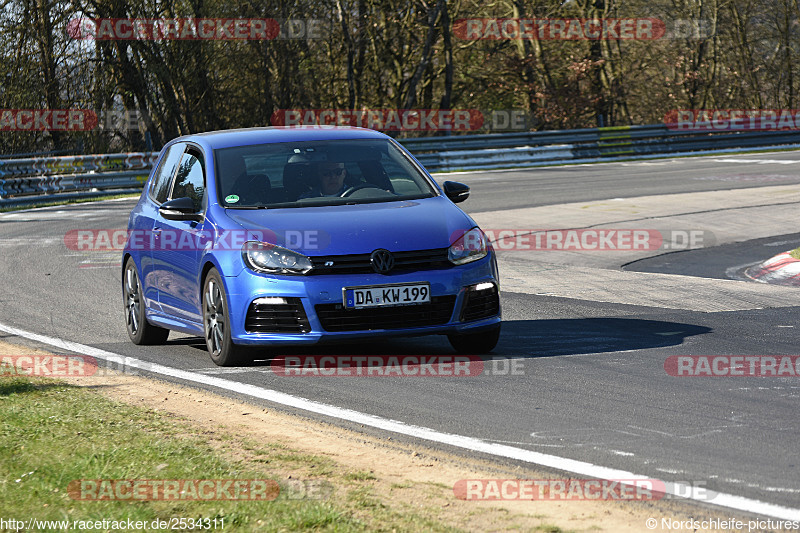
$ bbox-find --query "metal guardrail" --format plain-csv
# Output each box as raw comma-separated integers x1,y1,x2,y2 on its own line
0,153,156,178
0,153,157,204
1,124,799,205
405,124,800,171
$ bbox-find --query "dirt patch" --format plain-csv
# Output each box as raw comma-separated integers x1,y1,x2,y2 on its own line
0,339,756,532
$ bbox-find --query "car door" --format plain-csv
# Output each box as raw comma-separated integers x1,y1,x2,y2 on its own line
138,142,185,313
151,144,210,325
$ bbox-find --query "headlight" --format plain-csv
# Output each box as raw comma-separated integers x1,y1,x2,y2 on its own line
448,227,488,265
242,241,313,274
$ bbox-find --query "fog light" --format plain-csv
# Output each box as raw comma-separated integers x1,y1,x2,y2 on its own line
253,297,288,305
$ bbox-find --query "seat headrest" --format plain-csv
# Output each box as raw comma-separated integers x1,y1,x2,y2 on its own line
217,152,248,181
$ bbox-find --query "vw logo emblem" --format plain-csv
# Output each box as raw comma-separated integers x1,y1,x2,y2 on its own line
370,249,394,274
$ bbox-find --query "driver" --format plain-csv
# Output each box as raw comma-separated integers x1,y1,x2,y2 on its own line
299,162,347,198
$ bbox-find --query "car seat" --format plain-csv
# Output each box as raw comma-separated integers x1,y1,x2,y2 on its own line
283,162,314,201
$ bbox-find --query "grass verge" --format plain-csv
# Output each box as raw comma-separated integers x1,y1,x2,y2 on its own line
0,374,469,532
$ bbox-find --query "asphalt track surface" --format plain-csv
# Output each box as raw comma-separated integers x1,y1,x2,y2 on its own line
625,232,800,280
1,152,799,518
449,149,800,212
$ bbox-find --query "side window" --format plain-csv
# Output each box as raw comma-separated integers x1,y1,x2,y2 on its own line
170,151,205,212
150,144,184,204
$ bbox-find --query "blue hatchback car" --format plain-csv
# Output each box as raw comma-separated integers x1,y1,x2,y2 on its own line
122,127,501,365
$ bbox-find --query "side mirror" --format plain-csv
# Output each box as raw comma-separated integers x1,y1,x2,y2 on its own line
159,197,201,221
443,181,470,204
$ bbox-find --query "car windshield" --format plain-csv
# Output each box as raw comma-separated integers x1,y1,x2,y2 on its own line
214,138,438,208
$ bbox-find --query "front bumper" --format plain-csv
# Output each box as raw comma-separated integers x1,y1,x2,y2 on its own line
223,255,501,345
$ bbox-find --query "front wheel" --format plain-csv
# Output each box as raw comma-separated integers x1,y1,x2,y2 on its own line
203,270,246,366
123,258,169,345
448,324,501,354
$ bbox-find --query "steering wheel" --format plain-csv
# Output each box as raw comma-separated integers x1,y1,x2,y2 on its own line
339,183,389,197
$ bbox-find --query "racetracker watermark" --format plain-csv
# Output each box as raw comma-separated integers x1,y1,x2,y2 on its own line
665,355,800,377
280,479,333,500
68,479,279,501
0,109,98,131
271,108,536,131
271,356,524,377
453,479,666,500
67,18,330,40
0,355,98,376
665,109,800,131
0,108,148,132
459,229,713,251
64,229,328,252
453,18,665,40
269,109,535,131
96,109,144,132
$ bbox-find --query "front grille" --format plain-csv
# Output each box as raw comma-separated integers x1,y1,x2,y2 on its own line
245,297,311,333
461,285,500,322
309,248,452,275
315,295,456,332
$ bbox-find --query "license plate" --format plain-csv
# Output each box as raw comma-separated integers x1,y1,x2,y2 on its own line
343,283,430,309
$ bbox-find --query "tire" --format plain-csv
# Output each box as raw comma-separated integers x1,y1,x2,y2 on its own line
448,324,501,354
123,257,169,345
203,269,246,366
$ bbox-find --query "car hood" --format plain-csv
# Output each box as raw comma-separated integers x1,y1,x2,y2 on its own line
223,196,476,256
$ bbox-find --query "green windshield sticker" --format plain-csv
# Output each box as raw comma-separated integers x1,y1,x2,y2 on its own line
225,194,240,203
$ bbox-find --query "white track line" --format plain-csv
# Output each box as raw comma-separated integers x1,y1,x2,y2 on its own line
0,321,797,521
